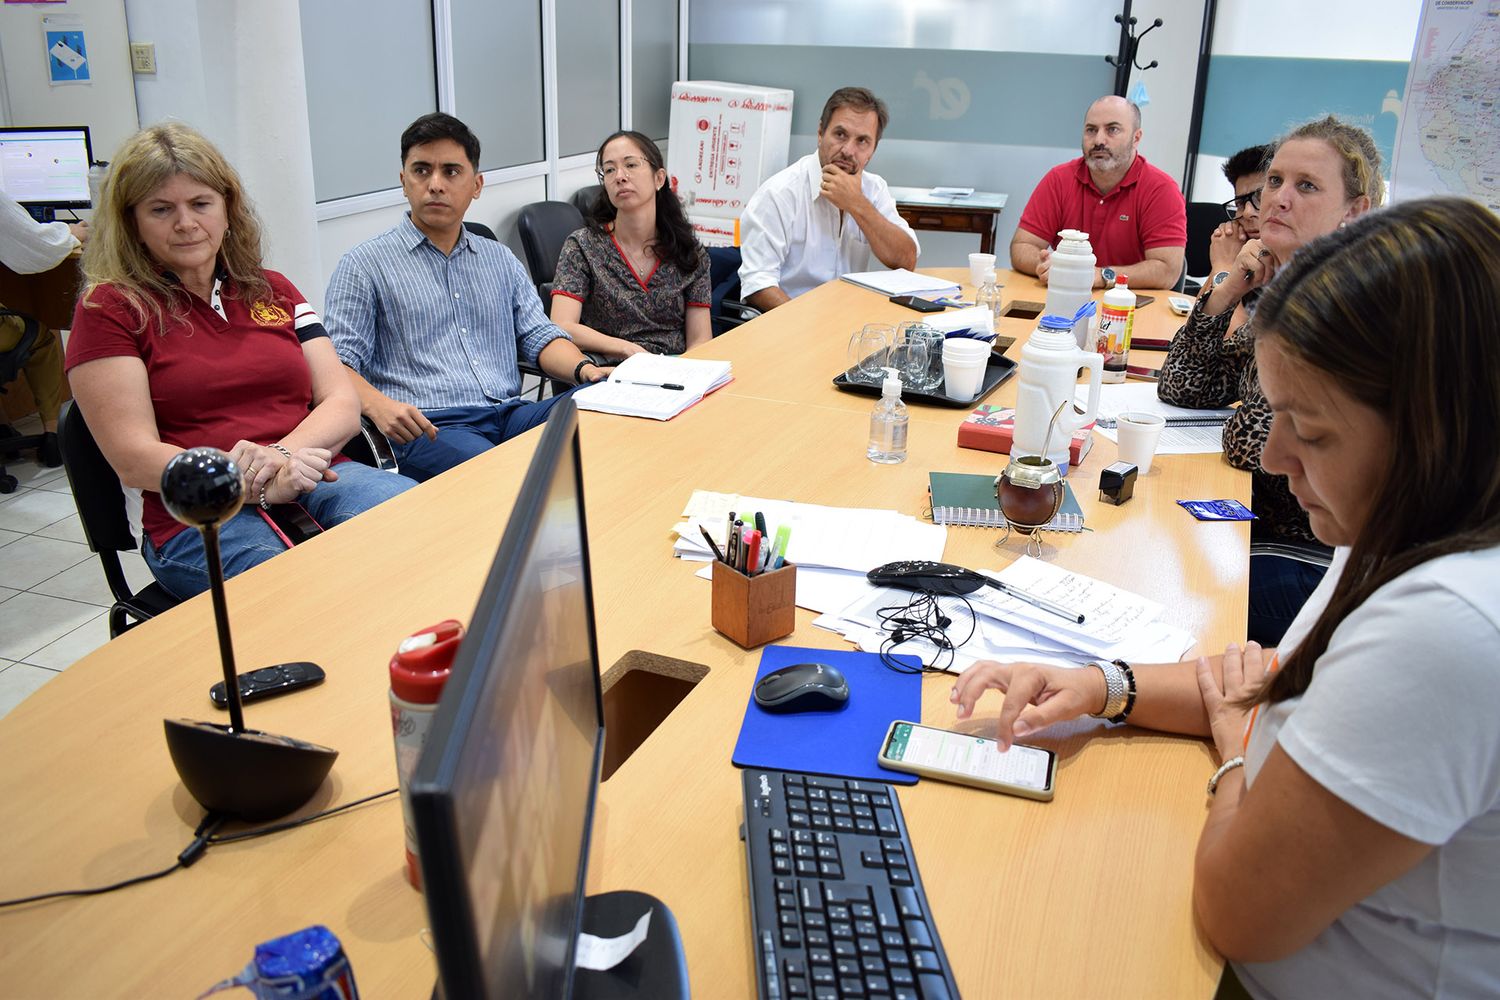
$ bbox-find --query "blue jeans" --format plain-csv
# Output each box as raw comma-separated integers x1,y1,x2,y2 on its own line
392,390,580,483
1247,551,1329,647
144,462,416,598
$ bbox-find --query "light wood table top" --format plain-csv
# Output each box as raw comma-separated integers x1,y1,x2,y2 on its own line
0,269,1235,998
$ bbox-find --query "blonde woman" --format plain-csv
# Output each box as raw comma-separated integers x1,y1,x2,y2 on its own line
1158,115,1383,645
65,123,413,598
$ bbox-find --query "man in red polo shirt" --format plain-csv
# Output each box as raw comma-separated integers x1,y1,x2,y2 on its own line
1010,95,1186,290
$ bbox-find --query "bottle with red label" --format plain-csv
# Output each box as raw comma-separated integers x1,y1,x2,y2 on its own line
1097,275,1136,383
389,619,464,890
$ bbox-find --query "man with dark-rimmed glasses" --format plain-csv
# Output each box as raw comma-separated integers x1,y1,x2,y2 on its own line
1208,144,1271,277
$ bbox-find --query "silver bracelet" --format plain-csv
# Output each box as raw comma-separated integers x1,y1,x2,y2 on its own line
258,485,271,512
1207,756,1245,796
267,443,293,462
1089,660,1128,720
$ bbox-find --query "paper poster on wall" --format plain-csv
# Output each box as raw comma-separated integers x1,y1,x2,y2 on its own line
42,15,91,86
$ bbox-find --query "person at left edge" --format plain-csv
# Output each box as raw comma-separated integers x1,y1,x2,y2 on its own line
737,86,920,311
64,122,416,599
324,113,610,484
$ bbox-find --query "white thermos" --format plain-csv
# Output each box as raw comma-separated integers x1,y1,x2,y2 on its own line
1043,229,1096,349
1013,313,1103,474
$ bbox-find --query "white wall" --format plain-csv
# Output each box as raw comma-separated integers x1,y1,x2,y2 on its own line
0,0,138,169
123,0,322,303
1128,0,1210,188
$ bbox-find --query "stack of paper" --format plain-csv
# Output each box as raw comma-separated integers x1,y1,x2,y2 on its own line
674,490,946,573
573,353,732,421
813,556,1197,675
839,269,960,299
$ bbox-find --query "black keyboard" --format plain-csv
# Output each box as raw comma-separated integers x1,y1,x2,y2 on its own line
740,768,961,1000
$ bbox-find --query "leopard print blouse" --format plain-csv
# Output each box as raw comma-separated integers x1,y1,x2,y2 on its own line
1157,294,1317,544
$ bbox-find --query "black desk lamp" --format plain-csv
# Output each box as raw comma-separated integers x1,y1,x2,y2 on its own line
159,447,337,822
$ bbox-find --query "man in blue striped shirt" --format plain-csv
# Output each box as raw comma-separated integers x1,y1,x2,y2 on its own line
325,113,609,482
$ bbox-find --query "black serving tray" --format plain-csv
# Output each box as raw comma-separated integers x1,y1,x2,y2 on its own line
832,351,1017,408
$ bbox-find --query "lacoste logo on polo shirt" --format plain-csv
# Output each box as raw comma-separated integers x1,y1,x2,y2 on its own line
250,301,292,326
1119,214,1130,222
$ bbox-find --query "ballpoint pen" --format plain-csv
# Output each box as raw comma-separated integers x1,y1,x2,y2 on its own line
995,581,1086,624
622,380,685,390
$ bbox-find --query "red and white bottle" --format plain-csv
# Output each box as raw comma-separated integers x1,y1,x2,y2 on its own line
389,618,464,889
1097,275,1136,383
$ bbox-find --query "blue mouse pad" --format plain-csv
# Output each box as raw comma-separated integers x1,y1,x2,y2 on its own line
731,645,922,785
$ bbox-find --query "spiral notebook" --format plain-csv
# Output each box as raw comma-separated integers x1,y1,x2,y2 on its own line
928,471,1084,532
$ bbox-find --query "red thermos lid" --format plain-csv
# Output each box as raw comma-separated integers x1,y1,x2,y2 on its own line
389,619,464,704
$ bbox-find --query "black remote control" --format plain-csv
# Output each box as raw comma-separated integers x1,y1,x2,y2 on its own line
209,661,326,709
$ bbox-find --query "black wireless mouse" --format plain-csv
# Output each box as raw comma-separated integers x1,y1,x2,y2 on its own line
866,560,995,596
753,662,850,714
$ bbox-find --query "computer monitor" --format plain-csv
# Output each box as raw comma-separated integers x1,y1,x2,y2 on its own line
410,398,606,1000
0,126,93,221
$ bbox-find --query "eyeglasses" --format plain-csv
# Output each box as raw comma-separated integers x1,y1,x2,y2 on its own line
596,158,651,182
1221,187,1261,220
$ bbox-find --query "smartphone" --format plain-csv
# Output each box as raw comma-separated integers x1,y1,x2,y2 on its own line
210,661,326,709
1132,294,1156,309
889,294,946,313
878,720,1056,801
1131,336,1173,351
1125,364,1160,381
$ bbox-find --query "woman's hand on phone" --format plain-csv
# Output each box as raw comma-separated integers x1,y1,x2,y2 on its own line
950,660,1107,749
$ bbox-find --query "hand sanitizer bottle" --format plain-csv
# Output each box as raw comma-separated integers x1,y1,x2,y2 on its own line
867,367,909,464
975,268,1003,334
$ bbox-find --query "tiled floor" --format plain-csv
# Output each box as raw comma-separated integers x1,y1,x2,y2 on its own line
0,413,156,721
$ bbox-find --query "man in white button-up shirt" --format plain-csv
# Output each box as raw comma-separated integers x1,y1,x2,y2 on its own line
738,88,919,311
1,189,88,466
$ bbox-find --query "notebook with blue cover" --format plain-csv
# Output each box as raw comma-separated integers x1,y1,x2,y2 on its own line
732,644,923,785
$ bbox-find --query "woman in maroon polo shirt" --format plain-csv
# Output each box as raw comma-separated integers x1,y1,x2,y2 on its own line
64,122,414,598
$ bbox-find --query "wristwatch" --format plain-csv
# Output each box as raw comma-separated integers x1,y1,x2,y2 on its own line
1211,270,1231,288
573,359,595,384
1099,266,1117,288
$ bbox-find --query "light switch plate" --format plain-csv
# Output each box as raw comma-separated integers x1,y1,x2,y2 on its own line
130,42,157,74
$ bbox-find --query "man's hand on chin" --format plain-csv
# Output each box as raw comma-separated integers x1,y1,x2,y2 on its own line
819,163,865,213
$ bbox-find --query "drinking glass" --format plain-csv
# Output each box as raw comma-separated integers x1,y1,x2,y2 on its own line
889,341,929,391
847,324,894,384
898,322,945,392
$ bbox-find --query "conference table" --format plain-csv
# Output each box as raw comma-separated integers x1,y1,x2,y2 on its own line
0,270,1245,998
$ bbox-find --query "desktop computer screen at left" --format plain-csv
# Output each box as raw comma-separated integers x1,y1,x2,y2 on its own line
410,398,606,1000
0,126,93,217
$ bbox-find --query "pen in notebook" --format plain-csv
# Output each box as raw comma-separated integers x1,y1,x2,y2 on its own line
622,380,685,390
994,580,1086,624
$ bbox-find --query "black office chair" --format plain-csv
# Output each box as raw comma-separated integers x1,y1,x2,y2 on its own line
1183,201,1227,294
705,247,761,336
56,401,181,637
516,201,585,304
570,184,603,218
462,219,550,402
340,416,401,473
0,308,45,493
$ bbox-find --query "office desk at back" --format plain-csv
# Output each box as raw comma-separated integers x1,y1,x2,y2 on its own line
0,270,1238,998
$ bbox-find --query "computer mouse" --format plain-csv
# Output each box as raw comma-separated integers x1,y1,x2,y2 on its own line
753,662,850,714
866,560,991,596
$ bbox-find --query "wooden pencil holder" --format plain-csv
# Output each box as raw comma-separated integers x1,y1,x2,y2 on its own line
711,562,797,649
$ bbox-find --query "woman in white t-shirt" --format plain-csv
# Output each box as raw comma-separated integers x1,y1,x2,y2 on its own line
952,196,1500,998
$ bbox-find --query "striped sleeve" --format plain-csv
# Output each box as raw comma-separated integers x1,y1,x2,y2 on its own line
265,269,328,342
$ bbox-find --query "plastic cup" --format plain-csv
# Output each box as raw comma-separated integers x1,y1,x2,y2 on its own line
1116,411,1166,474
942,339,992,400
968,252,997,290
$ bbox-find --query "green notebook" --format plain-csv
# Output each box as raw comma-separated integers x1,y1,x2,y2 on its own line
928,471,1084,532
